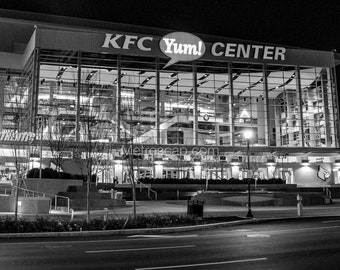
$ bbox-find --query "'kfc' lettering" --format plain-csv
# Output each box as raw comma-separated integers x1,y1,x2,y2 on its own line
102,34,153,51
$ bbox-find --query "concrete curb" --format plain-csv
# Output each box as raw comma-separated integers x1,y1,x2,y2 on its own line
1,215,339,239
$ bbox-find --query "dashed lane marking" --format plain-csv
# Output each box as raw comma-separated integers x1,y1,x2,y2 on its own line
85,245,196,254
135,257,268,270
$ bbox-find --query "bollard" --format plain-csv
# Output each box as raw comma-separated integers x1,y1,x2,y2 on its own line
70,209,74,221
103,208,108,222
297,194,303,216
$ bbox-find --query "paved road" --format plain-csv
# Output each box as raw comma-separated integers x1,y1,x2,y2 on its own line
1,218,340,269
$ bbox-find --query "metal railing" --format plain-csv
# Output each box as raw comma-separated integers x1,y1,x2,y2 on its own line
136,180,158,201
12,185,70,212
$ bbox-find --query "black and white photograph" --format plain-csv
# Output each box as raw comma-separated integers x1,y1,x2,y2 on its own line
0,1,339,269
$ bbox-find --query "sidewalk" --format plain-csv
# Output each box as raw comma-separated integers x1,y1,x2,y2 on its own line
43,199,340,221
109,199,340,219
1,200,340,220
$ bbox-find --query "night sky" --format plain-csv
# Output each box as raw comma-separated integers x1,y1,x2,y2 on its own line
0,0,339,51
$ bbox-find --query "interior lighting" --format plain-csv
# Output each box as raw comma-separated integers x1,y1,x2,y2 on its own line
86,70,97,81
266,159,276,166
198,74,210,80
215,83,229,93
56,67,67,79
193,157,201,166
301,158,309,166
166,78,180,89
231,161,240,166
169,72,178,78
113,72,127,84
269,72,296,92
140,76,155,87
240,109,250,118
154,157,165,165
114,157,124,164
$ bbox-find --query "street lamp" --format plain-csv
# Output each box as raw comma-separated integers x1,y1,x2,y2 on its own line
244,130,253,218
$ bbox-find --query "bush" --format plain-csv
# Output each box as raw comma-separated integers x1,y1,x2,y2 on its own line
0,215,209,233
138,178,284,185
26,168,97,182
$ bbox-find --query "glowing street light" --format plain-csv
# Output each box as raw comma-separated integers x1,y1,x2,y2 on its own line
244,129,253,218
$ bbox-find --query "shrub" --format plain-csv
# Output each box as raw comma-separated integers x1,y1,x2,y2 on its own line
0,215,207,233
26,168,97,182
138,178,284,185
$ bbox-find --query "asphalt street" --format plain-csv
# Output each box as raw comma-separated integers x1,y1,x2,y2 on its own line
1,219,340,269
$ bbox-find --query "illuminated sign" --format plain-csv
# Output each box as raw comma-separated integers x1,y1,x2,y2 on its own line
101,32,287,65
211,43,286,60
101,33,153,51
159,32,206,68
0,131,35,142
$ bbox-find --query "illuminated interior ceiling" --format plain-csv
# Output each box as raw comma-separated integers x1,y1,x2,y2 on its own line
39,65,324,103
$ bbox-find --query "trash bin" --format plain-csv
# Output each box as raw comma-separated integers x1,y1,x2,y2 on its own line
187,200,204,219
115,191,123,199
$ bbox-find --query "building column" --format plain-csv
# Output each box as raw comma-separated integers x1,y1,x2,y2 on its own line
263,64,270,146
296,65,305,147
156,58,160,144
193,62,198,145
0,76,6,131
75,51,81,142
194,164,202,179
228,62,235,146
32,48,40,133
116,55,122,142
114,163,123,183
154,164,163,178
321,70,332,146
330,67,340,147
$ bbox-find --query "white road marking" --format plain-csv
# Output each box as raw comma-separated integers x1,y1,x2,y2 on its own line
85,245,196,254
322,220,340,224
247,234,270,238
128,234,198,238
135,257,267,270
202,225,340,238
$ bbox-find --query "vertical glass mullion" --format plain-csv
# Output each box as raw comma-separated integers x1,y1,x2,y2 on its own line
76,51,81,142
263,64,270,146
296,65,304,147
228,62,234,146
193,62,198,145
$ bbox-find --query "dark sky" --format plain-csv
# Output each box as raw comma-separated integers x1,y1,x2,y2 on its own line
1,0,339,51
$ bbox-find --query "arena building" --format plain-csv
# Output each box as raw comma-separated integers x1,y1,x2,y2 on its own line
0,9,339,187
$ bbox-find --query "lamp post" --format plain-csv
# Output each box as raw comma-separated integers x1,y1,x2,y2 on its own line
244,130,253,218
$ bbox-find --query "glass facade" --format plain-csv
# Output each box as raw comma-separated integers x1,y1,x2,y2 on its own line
30,50,337,149
0,27,339,186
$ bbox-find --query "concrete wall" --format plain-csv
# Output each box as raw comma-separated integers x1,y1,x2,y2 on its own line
293,163,332,187
25,178,83,197
18,197,50,214
0,195,15,211
0,195,50,214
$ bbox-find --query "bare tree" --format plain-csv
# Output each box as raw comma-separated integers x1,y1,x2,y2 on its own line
2,74,33,220
78,83,116,222
45,114,72,172
121,107,137,219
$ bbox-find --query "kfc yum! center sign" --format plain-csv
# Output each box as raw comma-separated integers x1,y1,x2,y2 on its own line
101,31,287,68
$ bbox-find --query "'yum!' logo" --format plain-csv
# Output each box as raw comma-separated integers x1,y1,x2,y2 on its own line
160,32,206,68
